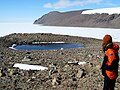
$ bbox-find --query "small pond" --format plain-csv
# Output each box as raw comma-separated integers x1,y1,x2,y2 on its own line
10,43,84,50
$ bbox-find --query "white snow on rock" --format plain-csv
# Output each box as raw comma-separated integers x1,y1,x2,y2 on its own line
78,62,86,65
68,61,86,65
13,63,48,70
82,7,120,14
9,44,17,50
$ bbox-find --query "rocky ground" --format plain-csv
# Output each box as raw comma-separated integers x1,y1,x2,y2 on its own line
0,33,120,90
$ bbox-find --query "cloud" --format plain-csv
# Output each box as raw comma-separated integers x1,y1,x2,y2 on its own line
44,0,82,9
43,0,103,9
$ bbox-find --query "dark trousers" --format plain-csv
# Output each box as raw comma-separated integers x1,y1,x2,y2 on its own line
103,76,116,90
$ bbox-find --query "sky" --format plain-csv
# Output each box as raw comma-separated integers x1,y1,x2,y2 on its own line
0,0,120,23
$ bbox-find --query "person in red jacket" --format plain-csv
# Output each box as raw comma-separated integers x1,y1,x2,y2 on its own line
101,34,119,90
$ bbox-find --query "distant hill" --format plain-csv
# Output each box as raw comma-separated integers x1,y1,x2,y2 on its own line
34,8,120,29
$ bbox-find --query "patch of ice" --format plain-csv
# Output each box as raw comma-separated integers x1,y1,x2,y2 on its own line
78,62,86,65
68,61,86,65
13,63,48,70
9,44,17,50
82,7,120,14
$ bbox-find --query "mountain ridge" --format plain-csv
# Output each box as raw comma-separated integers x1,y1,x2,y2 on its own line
34,8,120,29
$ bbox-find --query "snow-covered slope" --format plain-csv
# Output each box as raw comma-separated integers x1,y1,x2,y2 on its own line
82,7,120,14
0,23,120,42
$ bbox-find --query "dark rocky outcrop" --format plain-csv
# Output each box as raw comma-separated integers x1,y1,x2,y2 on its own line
34,9,120,28
34,10,86,24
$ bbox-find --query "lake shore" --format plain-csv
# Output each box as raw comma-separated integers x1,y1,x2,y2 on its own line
0,33,120,90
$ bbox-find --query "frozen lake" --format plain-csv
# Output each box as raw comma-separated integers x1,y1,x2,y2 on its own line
0,23,120,42
13,43,83,50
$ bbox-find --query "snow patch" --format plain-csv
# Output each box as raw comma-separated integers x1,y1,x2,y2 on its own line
82,7,120,14
78,62,86,65
68,61,86,65
13,63,48,70
9,44,17,50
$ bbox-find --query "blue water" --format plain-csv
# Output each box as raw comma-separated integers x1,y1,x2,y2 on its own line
14,43,83,50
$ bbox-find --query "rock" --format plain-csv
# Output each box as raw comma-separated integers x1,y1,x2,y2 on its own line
63,64,70,72
68,61,78,65
51,75,62,87
52,77,57,86
8,69,14,76
66,78,77,89
67,79,74,87
117,77,120,83
0,71,2,77
88,54,93,58
0,68,5,77
76,69,84,78
49,63,57,75
22,56,32,61
95,65,101,70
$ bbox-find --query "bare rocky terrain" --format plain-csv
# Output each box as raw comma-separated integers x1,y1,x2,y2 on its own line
34,10,120,29
0,33,120,90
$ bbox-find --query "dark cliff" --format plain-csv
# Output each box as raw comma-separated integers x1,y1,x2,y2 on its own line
34,9,120,28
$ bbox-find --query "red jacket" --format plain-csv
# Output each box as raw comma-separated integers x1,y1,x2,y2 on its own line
101,43,119,79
